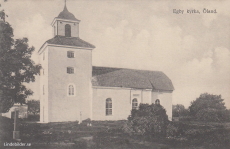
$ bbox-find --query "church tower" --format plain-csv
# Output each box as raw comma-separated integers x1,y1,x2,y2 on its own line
38,2,95,122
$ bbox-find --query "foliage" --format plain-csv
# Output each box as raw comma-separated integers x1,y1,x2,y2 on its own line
196,108,230,122
27,100,40,115
189,93,228,122
126,103,169,138
165,121,230,148
0,116,13,144
166,122,181,138
0,1,8,22
0,4,41,113
27,114,40,121
172,104,189,117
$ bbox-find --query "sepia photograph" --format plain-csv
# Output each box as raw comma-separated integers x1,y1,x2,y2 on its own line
0,0,230,148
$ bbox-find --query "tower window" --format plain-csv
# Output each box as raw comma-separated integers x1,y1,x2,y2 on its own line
67,51,74,58
132,98,138,109
155,99,160,105
65,24,71,37
68,85,74,96
67,67,74,74
106,98,112,115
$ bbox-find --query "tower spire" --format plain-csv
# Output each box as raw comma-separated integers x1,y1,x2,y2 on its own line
64,0,67,11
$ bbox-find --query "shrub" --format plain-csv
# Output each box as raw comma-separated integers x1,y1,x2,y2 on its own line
27,100,40,115
196,108,229,122
165,121,230,148
27,114,40,121
172,104,189,117
166,123,179,138
126,103,169,138
0,116,14,143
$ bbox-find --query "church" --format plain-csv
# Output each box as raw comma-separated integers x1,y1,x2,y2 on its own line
38,4,174,123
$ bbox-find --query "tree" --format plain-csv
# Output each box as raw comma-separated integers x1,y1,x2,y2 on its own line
0,1,8,22
0,3,41,113
189,93,228,122
172,104,189,117
27,100,40,115
126,103,169,138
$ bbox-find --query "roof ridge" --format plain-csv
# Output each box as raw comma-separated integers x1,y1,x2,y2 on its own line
93,66,163,73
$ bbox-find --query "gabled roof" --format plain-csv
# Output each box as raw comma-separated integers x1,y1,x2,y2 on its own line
57,4,79,21
92,66,174,91
46,35,95,49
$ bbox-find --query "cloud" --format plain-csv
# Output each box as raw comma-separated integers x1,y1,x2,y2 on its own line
13,13,52,63
173,47,230,107
92,9,230,108
214,47,230,74
3,0,229,108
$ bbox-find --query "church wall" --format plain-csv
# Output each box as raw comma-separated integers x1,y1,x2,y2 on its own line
152,91,173,121
92,88,153,120
130,90,142,105
92,88,132,120
142,90,152,104
53,21,57,36
47,46,92,122
158,92,172,120
57,21,79,37
151,91,158,103
39,47,49,123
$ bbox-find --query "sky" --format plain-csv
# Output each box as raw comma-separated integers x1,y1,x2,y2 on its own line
1,0,230,108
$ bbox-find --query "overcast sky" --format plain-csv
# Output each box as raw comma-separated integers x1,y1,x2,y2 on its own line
2,0,230,108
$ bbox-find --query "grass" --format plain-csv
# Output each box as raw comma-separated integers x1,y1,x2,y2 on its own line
1,116,230,149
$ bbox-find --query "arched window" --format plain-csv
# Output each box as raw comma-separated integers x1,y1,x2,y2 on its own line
132,98,138,109
106,98,112,115
65,24,71,37
68,85,74,96
155,99,160,105
54,26,56,36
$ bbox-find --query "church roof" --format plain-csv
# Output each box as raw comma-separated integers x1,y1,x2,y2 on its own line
46,35,95,49
92,66,174,91
57,4,79,21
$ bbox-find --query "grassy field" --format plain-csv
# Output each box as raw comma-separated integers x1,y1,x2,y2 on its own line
1,116,230,149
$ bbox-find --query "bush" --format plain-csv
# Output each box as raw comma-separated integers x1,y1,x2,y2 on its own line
196,108,229,122
126,103,169,138
166,123,180,138
27,114,40,121
0,116,14,144
27,100,40,115
172,104,189,117
189,93,228,122
165,121,230,148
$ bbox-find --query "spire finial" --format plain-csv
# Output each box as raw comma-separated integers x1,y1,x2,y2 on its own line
64,0,67,11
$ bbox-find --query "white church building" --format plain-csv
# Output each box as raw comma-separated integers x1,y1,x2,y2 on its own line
38,4,174,123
